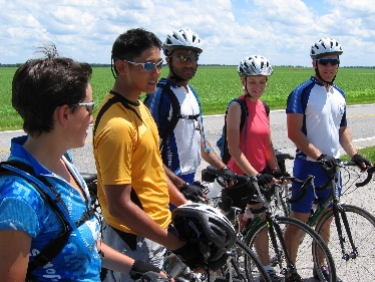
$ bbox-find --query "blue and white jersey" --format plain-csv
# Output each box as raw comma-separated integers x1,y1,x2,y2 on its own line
145,78,201,176
0,136,101,281
286,76,347,161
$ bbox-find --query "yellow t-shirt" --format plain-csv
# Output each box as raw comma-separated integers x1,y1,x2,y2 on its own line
93,93,171,234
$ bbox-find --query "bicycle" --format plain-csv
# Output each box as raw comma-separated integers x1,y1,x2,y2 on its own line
287,160,375,281
202,167,336,281
81,172,271,282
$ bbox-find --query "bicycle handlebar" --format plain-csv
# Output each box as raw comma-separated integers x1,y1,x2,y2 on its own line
286,175,315,204
317,160,375,189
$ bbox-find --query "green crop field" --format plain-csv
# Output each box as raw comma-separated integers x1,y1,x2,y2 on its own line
0,66,374,131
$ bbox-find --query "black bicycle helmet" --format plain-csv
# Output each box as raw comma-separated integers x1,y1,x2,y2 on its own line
172,203,236,263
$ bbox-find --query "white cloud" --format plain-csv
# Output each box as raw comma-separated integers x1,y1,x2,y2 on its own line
0,0,374,66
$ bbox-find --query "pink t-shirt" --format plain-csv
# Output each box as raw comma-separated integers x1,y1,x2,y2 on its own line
227,98,270,174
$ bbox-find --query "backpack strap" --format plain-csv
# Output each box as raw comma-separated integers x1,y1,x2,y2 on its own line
93,90,143,138
157,82,183,151
0,160,94,277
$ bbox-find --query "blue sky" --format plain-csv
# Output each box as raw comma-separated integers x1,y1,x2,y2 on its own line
1,0,374,66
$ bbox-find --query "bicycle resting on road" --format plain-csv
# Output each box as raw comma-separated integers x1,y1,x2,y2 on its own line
202,167,336,282
284,159,375,281
82,173,272,282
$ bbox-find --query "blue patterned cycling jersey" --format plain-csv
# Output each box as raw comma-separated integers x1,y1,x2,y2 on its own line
286,76,347,161
145,78,201,176
0,136,101,281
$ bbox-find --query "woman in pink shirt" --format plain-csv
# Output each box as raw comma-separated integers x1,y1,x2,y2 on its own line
225,55,281,282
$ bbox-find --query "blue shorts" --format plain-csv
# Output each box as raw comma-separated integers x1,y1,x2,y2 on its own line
290,158,342,214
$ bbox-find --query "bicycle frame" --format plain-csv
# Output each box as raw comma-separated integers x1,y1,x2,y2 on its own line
301,162,367,260
241,185,295,275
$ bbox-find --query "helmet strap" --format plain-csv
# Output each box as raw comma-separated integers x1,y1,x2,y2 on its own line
314,68,336,86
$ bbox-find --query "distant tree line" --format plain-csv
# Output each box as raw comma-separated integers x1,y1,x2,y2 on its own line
0,63,374,69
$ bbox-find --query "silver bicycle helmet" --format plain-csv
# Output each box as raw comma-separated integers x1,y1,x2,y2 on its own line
310,37,343,59
238,55,273,77
172,203,236,262
162,28,203,56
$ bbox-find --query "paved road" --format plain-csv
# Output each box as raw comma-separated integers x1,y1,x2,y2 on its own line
2,103,375,175
1,104,375,280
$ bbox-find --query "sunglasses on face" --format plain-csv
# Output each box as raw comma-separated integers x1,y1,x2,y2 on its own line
171,53,199,63
123,59,163,71
75,101,95,115
315,58,340,66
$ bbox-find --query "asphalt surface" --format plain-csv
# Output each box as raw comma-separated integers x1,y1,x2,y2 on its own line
2,103,375,175
1,103,375,280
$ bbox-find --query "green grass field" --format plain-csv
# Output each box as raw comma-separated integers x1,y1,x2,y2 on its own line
0,66,374,131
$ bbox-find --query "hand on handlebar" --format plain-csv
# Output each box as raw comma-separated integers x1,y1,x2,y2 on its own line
180,182,205,202
256,173,274,187
272,170,291,179
218,166,237,187
317,154,337,177
351,153,372,171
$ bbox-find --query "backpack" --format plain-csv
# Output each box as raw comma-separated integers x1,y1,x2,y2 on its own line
216,96,270,164
0,160,95,279
144,80,201,151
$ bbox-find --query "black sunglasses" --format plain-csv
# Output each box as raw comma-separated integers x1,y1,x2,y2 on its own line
75,101,95,115
315,58,340,66
171,53,199,63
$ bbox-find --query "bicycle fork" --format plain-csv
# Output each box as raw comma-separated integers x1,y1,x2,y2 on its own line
267,217,292,276
332,204,358,261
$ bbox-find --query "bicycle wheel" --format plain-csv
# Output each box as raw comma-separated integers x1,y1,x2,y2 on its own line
216,238,271,282
314,204,375,281
245,216,336,281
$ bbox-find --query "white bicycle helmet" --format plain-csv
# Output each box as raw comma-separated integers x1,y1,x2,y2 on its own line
310,37,343,59
172,203,236,262
237,55,273,77
162,28,203,56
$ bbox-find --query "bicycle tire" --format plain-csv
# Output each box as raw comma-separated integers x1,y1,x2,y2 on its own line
163,239,271,282
216,238,271,282
245,216,336,281
314,204,375,281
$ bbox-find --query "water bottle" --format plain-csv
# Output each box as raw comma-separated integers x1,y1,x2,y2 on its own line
206,180,223,200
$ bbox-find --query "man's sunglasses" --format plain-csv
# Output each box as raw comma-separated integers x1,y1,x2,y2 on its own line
315,58,340,66
75,101,95,115
123,59,164,71
171,53,199,63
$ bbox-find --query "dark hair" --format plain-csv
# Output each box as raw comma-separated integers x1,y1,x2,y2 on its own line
111,28,162,77
12,44,92,137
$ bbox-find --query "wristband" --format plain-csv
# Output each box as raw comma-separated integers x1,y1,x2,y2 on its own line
129,260,161,280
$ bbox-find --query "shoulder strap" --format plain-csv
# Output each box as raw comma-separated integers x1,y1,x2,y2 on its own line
0,161,93,276
235,97,248,131
93,90,143,138
157,82,182,151
261,100,270,116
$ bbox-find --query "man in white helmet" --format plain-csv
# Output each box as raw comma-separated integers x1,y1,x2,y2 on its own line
284,37,370,282
144,28,236,206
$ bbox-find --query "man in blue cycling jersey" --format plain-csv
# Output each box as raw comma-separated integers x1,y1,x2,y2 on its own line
144,28,235,203
283,37,371,282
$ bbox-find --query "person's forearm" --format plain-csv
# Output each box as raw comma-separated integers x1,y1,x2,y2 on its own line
167,176,188,207
200,139,226,170
289,131,321,160
108,197,184,250
100,242,134,273
339,126,357,158
164,165,185,189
